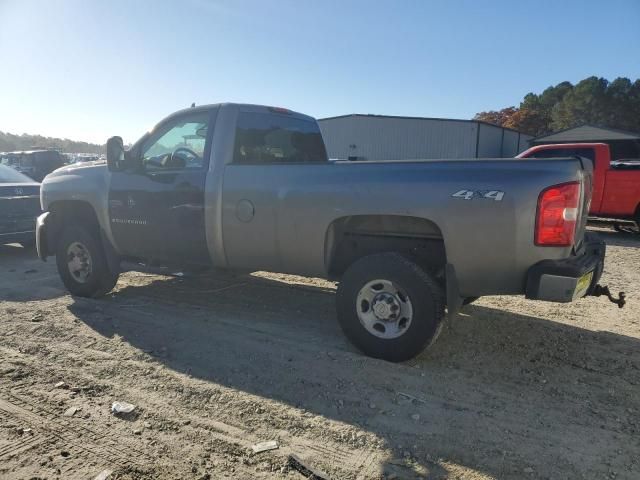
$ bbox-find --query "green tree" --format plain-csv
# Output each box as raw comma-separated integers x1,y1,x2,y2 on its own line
474,76,640,136
0,131,104,154
550,76,609,130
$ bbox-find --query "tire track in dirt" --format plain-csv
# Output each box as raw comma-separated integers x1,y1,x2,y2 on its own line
0,389,152,469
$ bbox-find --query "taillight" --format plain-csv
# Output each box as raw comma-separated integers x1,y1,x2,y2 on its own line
535,181,580,246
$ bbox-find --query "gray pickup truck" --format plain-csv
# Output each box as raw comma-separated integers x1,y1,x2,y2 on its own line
36,103,622,361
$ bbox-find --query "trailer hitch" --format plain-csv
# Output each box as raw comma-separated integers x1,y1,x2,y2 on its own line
590,284,626,308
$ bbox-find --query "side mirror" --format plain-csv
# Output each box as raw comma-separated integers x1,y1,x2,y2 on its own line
106,136,125,171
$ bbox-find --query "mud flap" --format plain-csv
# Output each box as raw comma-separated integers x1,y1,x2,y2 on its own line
445,263,464,319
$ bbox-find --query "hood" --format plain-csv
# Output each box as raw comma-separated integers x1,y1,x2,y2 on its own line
40,160,109,213
46,161,107,179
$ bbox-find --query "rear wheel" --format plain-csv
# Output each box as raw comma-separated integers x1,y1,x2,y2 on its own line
55,225,119,297
336,253,445,362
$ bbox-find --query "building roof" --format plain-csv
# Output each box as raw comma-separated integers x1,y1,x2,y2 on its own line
532,125,640,144
318,113,529,135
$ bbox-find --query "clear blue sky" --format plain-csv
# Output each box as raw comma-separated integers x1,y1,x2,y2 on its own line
1,0,638,144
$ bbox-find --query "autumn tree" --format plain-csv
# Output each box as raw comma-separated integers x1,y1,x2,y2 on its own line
473,107,518,127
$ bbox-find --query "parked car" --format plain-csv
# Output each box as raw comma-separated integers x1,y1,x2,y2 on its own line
0,164,41,246
518,143,640,231
1,152,21,168
35,103,624,361
71,154,101,164
4,149,65,182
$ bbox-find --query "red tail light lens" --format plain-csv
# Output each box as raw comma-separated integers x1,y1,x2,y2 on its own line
535,181,580,246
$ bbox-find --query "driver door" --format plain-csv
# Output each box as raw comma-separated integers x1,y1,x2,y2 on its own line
108,110,215,265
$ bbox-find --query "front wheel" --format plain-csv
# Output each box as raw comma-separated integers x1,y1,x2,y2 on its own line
336,253,445,362
55,225,119,297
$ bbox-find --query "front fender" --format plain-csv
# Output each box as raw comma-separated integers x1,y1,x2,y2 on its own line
35,212,50,260
40,163,117,251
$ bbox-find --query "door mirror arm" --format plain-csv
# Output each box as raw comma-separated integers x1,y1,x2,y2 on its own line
106,136,125,171
124,148,144,173
107,136,145,173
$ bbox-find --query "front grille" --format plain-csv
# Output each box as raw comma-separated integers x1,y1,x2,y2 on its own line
0,197,40,234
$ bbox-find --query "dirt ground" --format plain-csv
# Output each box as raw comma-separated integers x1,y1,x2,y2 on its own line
0,227,638,480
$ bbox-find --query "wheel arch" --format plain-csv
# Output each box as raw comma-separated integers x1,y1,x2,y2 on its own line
45,200,119,264
49,200,101,237
324,214,447,281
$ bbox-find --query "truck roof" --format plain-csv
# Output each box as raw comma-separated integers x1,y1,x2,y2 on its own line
524,142,609,149
165,103,317,123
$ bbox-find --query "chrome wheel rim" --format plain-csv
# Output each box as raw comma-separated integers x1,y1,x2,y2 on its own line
356,279,413,339
67,241,92,284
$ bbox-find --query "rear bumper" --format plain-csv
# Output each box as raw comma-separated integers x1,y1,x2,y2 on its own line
525,235,605,303
35,212,50,260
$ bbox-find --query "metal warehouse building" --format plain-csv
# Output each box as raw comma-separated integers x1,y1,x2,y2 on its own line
318,114,533,161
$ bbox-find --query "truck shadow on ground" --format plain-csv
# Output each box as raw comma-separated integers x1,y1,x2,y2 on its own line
591,228,640,248
69,270,640,479
0,243,66,301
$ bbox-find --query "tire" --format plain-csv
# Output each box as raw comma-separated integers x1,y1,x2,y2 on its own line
55,225,119,297
336,252,445,362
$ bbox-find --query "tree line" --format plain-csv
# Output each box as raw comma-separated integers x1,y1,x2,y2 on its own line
474,76,640,137
0,131,104,154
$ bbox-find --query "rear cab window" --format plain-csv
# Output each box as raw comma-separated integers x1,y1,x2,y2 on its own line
233,112,327,164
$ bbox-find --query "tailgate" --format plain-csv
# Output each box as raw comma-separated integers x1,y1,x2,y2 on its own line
574,156,593,251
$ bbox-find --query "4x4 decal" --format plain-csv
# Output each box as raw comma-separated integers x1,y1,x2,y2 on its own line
452,189,505,201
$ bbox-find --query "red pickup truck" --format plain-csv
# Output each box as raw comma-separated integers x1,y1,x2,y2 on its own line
518,143,640,230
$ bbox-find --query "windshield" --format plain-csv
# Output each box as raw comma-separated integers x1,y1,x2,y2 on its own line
0,164,35,183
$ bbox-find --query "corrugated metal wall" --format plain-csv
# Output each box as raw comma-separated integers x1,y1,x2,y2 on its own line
477,123,503,158
502,129,520,157
518,134,533,152
319,115,533,160
319,116,478,160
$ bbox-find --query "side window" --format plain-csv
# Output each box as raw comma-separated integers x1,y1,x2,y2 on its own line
610,141,640,161
233,112,327,164
141,112,210,171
